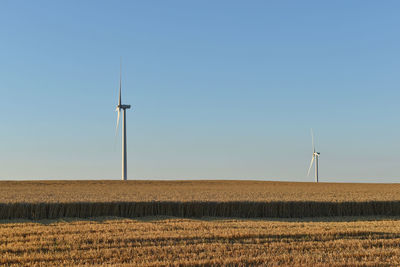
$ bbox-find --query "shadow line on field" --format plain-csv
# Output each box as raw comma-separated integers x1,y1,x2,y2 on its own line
2,200,400,224
1,215,400,225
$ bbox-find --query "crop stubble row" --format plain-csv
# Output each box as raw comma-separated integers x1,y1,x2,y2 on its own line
1,217,400,266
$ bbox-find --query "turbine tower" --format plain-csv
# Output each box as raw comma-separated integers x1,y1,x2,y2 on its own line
307,129,320,183
115,61,131,181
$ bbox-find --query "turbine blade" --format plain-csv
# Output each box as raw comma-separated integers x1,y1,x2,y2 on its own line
307,156,314,176
115,108,121,137
118,60,122,107
311,128,315,153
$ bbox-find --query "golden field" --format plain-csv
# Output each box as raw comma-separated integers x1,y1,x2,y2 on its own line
1,180,400,219
1,217,400,266
1,180,400,203
1,181,400,266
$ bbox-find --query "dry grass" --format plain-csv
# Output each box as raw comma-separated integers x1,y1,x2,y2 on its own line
1,180,400,203
1,217,400,266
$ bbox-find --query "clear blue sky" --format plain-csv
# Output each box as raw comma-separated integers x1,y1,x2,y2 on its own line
1,1,400,182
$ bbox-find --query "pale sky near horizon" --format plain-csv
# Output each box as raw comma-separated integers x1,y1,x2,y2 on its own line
1,1,400,182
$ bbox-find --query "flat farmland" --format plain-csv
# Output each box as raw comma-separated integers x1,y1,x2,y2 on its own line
2,180,400,219
2,181,400,266
1,180,400,203
2,217,400,266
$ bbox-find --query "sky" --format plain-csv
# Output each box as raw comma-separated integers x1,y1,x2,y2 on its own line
1,1,400,182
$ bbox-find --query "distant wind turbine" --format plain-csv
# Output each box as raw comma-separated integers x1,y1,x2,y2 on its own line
115,60,131,181
307,129,320,183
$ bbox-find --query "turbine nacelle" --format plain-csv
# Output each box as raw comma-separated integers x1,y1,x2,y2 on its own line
117,104,131,110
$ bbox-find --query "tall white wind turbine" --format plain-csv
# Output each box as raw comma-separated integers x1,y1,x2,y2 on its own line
307,129,320,183
115,61,131,180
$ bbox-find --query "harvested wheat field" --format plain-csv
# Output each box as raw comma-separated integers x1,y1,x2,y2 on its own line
1,181,400,219
1,180,400,203
2,181,400,266
1,216,400,266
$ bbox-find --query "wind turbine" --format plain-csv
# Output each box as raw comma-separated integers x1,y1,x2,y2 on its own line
307,129,320,183
115,61,131,181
